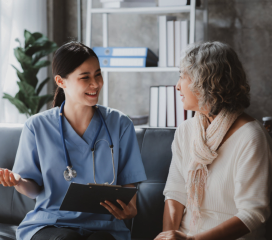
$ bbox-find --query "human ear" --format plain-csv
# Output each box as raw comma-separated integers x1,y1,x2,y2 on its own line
55,75,66,89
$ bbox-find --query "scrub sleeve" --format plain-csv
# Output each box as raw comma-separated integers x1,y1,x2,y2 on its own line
117,121,147,185
12,123,43,187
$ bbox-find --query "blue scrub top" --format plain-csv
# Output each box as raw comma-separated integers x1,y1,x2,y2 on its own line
12,105,147,240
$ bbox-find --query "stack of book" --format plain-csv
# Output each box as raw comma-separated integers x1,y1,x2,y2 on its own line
93,47,158,68
100,0,156,8
158,16,189,68
149,86,194,128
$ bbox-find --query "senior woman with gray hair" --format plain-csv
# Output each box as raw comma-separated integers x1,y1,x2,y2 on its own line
155,41,272,240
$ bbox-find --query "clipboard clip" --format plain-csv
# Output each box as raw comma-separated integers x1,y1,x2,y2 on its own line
87,183,122,188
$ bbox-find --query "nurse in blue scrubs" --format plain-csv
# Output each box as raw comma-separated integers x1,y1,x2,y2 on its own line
0,41,147,240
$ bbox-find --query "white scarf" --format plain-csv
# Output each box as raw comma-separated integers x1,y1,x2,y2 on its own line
186,109,241,234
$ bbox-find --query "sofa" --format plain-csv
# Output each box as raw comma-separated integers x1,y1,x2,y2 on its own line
0,124,271,240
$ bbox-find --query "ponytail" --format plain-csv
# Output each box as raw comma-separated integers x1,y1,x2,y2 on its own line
52,87,65,107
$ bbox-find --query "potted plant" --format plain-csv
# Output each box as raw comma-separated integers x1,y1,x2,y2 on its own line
3,30,58,118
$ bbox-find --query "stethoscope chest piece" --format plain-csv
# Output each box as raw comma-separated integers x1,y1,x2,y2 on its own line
63,166,77,181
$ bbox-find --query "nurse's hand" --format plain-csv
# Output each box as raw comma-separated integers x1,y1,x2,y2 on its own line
0,168,21,187
100,183,137,220
154,230,194,240
100,198,137,220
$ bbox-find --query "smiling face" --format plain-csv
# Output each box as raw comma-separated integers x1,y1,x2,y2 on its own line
176,73,200,112
55,56,103,107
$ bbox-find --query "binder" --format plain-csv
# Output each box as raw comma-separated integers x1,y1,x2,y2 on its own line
60,183,137,214
102,2,156,8
166,86,176,127
93,47,158,63
181,20,189,53
175,21,181,67
158,0,187,6
167,20,175,67
158,16,176,67
98,57,157,68
158,86,167,127
150,86,159,127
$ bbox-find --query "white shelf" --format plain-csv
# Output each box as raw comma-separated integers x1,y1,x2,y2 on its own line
101,67,179,72
90,6,191,14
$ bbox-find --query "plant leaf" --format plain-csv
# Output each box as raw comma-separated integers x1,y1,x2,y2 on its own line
15,91,29,108
17,81,36,96
12,65,39,88
33,60,50,69
24,30,35,48
32,32,43,40
24,36,49,56
36,77,50,95
31,94,53,114
14,47,32,70
3,93,30,116
31,42,58,64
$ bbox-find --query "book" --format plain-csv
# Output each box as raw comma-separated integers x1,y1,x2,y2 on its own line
93,47,158,63
102,1,156,8
149,86,159,127
158,16,176,67
158,86,167,127
98,57,157,67
167,20,175,67
166,86,176,127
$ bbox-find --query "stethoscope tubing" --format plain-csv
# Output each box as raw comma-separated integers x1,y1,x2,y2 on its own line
59,101,115,184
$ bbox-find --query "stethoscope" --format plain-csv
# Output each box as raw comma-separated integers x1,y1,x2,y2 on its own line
59,101,116,185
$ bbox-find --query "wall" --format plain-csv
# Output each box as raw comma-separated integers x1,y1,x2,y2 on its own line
47,0,272,121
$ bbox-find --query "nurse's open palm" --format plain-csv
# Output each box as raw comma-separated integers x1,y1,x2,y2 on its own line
100,199,137,220
0,168,21,187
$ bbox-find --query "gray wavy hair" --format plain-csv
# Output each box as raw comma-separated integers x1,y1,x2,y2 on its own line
180,41,250,116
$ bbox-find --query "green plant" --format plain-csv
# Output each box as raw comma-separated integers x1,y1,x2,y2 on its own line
3,30,58,117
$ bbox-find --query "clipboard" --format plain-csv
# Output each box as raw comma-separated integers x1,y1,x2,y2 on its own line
59,183,138,214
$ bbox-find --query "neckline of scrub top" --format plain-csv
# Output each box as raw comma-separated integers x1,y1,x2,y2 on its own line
60,107,101,150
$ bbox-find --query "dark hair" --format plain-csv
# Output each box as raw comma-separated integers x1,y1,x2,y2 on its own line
180,41,250,116
52,41,99,107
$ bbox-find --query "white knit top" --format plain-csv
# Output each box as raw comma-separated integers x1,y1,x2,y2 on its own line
163,118,272,240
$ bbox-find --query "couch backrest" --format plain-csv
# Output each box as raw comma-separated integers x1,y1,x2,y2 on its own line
131,128,175,239
0,124,35,225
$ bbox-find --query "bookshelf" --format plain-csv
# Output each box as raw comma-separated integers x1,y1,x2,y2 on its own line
84,0,208,112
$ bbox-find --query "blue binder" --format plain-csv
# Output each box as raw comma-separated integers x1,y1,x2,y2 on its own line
98,56,157,68
93,47,158,63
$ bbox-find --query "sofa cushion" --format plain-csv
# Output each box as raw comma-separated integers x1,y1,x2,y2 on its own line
0,223,17,240
0,124,35,225
132,128,175,239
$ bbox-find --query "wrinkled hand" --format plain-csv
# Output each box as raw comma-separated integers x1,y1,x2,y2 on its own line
0,168,21,187
100,198,137,220
154,230,194,240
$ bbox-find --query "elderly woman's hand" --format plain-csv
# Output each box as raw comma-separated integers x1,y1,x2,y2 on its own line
154,230,195,240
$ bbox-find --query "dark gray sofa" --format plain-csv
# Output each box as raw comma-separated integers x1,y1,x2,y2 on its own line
0,124,271,240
